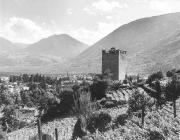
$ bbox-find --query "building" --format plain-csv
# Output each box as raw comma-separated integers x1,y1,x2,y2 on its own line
102,47,127,80
175,71,180,82
0,76,9,83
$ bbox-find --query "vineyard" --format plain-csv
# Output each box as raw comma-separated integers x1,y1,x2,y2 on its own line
6,85,180,140
1,71,180,140
7,107,128,140
7,117,77,140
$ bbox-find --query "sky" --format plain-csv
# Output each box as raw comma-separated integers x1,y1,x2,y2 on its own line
1,0,180,45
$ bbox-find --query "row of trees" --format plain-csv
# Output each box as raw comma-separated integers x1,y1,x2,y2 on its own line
9,74,62,85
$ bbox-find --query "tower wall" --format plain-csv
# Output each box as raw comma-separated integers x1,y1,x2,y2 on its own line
102,48,127,81
119,52,127,80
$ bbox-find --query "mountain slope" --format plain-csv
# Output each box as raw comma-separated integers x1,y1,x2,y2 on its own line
0,35,89,73
25,34,89,59
0,37,16,53
0,37,28,52
70,12,180,75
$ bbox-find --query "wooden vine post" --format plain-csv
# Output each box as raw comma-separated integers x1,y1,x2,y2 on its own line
55,128,58,140
37,117,42,140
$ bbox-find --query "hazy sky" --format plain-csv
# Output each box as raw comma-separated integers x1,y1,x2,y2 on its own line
1,0,180,45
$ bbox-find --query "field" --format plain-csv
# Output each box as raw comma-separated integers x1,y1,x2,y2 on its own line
7,106,128,140
7,101,180,140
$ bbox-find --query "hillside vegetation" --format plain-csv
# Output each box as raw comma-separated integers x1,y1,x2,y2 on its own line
70,12,180,75
2,71,180,140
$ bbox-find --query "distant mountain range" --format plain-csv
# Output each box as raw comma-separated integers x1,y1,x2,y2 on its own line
0,12,180,75
69,12,180,75
25,34,88,60
0,34,88,73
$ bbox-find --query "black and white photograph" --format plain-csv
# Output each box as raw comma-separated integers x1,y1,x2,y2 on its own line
0,0,180,139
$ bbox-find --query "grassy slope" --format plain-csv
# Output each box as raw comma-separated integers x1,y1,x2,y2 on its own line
7,103,180,140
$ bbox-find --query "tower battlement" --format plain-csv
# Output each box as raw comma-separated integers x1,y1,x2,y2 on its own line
102,47,127,55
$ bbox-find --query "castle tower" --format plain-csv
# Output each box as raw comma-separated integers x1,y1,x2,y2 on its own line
102,47,127,81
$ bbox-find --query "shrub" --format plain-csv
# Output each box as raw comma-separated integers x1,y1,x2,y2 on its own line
0,126,5,140
71,115,88,140
146,71,163,84
165,80,180,118
128,90,154,127
86,112,112,133
104,101,117,108
166,70,174,77
72,85,99,139
165,80,180,101
110,82,122,91
147,130,165,140
82,131,106,140
0,90,14,106
29,133,54,140
73,85,97,118
1,105,19,132
90,80,110,101
128,90,153,114
20,90,34,107
41,89,74,122
114,114,129,126
58,89,74,115
42,84,96,122
18,121,28,129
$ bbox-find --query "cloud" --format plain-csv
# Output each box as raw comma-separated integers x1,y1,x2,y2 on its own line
92,0,122,12
149,0,180,13
0,17,120,45
84,0,127,14
69,21,120,45
83,7,96,15
0,17,61,43
67,8,73,15
69,28,98,45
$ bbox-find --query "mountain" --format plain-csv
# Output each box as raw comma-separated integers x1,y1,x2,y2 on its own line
1,13,180,75
0,37,27,66
0,37,16,53
25,34,88,60
69,12,180,75
13,43,29,49
0,35,89,73
0,37,29,52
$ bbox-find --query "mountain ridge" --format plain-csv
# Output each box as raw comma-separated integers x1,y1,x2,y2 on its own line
25,34,89,59
69,12,180,75
0,34,89,73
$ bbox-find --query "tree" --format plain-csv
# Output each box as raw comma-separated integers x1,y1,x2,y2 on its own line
72,84,95,118
146,71,163,84
41,89,74,122
20,90,34,107
165,79,180,118
128,90,153,127
90,79,110,101
0,92,14,107
154,81,162,107
166,69,175,77
1,105,19,132
149,80,166,109
22,74,29,82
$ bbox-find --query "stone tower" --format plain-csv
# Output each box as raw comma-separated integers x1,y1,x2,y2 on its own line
102,47,127,80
